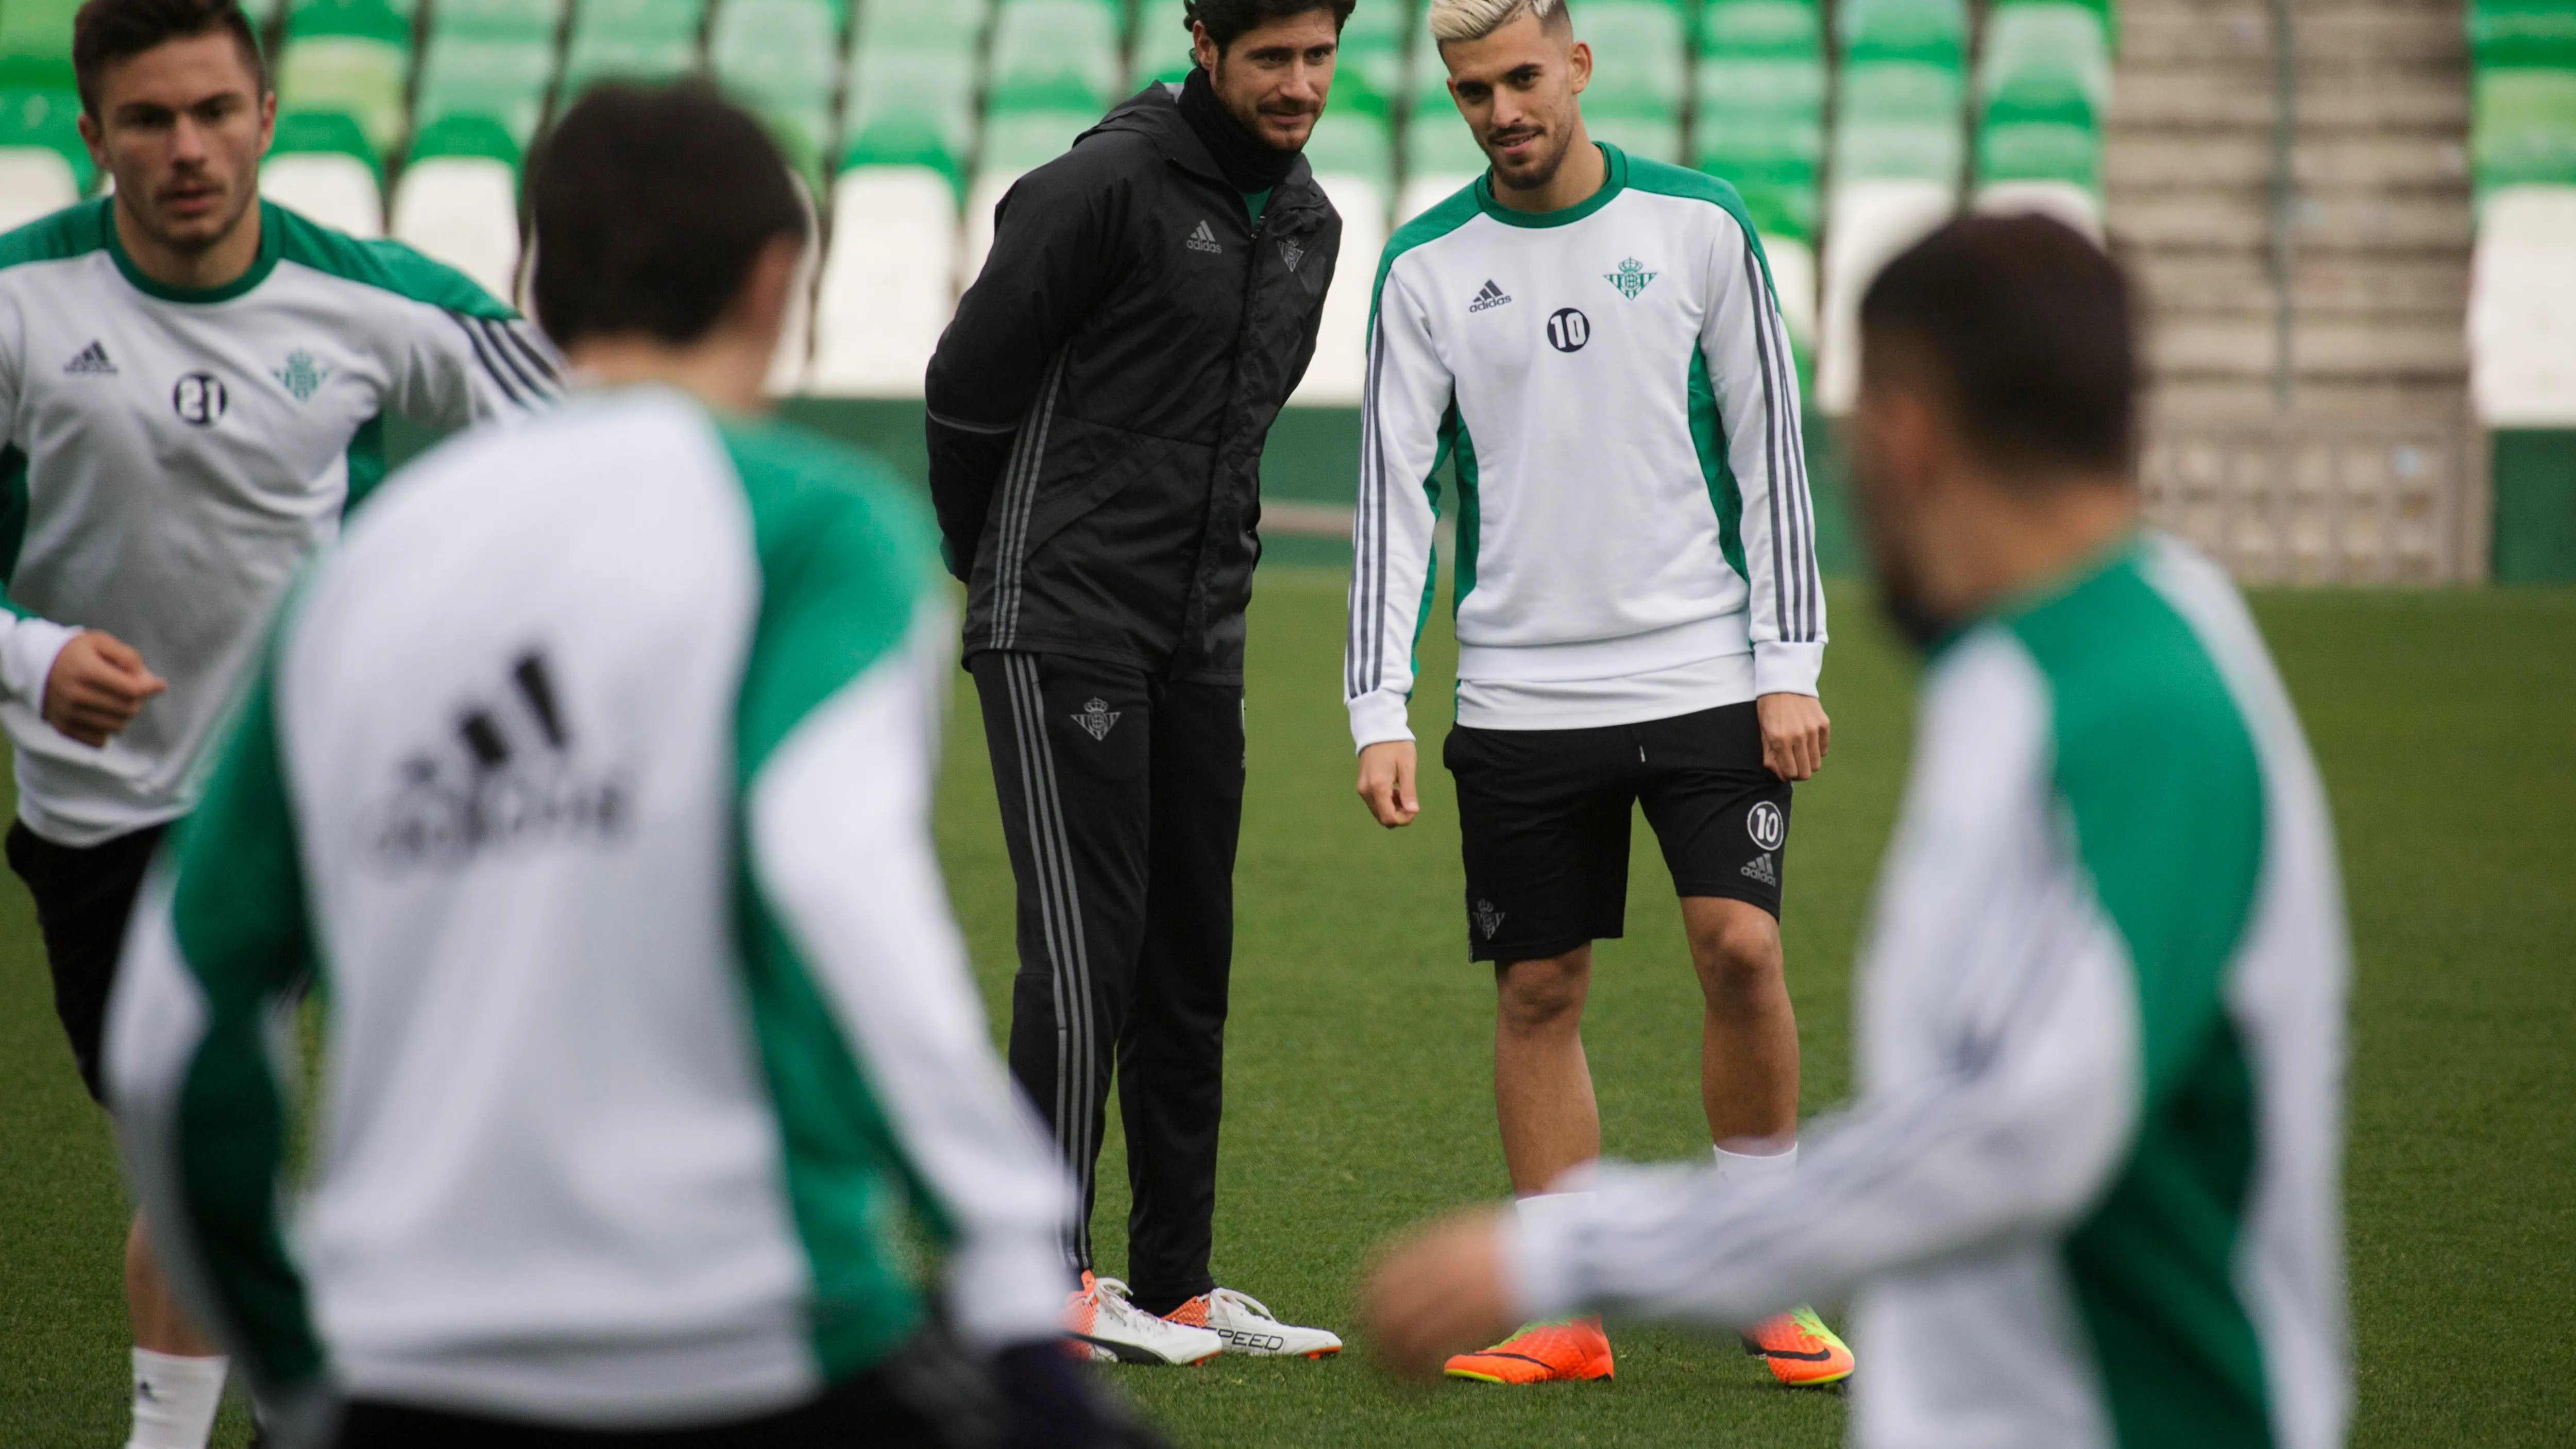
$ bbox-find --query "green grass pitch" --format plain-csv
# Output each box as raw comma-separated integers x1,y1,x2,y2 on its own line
2,573,2568,1446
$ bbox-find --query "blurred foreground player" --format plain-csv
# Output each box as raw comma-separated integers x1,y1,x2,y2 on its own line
107,83,1129,1449
4,1,552,1442
1367,215,2353,1449
925,0,1351,1365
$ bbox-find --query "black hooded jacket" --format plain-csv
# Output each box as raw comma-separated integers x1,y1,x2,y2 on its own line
924,82,1342,684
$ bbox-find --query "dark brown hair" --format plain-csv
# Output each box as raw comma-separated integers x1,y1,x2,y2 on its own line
527,82,809,349
1184,0,1357,55
1860,214,2138,479
74,0,268,117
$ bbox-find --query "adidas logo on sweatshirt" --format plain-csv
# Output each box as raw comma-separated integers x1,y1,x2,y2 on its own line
1467,280,1513,313
62,339,116,376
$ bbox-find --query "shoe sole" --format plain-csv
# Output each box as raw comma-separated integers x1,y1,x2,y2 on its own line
1443,1365,1614,1384
1073,1333,1221,1367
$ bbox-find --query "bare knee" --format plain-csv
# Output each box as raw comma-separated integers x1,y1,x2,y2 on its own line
1496,951,1590,1035
1687,901,1784,1003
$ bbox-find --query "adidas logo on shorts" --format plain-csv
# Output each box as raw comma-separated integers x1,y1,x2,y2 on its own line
1740,853,1778,888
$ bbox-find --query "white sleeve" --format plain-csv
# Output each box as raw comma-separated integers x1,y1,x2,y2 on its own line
747,612,1073,1350
0,285,75,706
1509,638,2137,1325
1703,216,1826,698
391,302,562,431
1345,262,1455,752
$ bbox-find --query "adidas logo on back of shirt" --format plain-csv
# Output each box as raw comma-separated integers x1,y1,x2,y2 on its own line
1467,280,1513,313
1185,220,1223,254
63,340,116,376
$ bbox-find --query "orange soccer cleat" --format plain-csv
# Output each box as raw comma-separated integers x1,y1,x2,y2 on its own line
1443,1316,1617,1384
1740,1305,1855,1388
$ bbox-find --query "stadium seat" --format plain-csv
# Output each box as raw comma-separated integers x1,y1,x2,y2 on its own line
767,168,819,396
1589,114,1684,164
0,0,81,92
1132,0,1197,89
964,109,1092,280
1814,178,1952,411
1399,109,1486,223
389,152,520,304
0,87,79,233
413,33,556,149
2470,186,2576,424
277,0,412,162
809,164,959,397
2473,66,2576,194
427,0,566,41
1579,1,1687,121
562,0,707,97
1293,110,1395,405
1839,0,1967,66
1335,0,1411,112
843,55,976,185
263,109,383,237
986,0,1123,115
1694,1,1825,244
853,0,989,56
712,0,841,180
1973,2,2111,228
2470,0,2576,71
1762,233,1819,359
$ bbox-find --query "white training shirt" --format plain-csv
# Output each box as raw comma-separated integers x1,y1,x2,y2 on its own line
0,198,556,846
1345,143,1826,747
108,389,1072,1428
1509,536,2351,1449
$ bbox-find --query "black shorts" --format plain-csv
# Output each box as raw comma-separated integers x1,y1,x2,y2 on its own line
1444,702,1791,964
6,820,170,1104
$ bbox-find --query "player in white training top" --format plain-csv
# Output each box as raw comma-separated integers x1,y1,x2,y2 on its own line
1,4,552,1444
1368,215,2351,1449
1344,0,1846,1387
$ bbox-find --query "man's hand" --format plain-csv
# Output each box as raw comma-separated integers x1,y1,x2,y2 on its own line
1355,740,1420,828
1362,1207,1518,1382
1756,692,1831,781
43,630,166,748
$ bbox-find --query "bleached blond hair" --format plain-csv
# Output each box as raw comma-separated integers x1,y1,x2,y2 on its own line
1427,0,1570,45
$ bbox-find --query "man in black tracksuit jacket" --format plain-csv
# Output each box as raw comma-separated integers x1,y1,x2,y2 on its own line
925,2,1350,1360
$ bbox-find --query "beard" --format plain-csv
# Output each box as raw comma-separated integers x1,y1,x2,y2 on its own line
137,181,256,257
1487,121,1579,190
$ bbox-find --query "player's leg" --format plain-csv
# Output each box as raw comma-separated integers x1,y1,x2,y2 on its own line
1636,703,1853,1388
1439,723,1629,1385
970,653,1218,1367
5,821,233,1446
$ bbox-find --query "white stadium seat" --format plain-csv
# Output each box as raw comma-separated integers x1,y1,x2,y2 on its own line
0,149,77,233
262,154,383,238
960,168,1023,293
809,166,961,398
767,169,820,397
1815,178,1954,413
1761,233,1819,359
1397,171,1479,226
389,157,520,305
1972,179,2105,241
1291,173,1388,406
2469,185,2576,426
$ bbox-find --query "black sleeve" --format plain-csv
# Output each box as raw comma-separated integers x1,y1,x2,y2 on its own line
924,145,1130,580
1278,210,1343,402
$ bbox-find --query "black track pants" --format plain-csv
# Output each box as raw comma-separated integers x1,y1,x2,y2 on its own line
972,652,1242,1306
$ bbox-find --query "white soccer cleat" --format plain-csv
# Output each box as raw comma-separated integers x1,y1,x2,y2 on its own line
1065,1274,1224,1366
1165,1287,1343,1358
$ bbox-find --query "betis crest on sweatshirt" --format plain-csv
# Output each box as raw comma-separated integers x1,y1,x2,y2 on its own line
0,199,558,847
1347,143,1826,746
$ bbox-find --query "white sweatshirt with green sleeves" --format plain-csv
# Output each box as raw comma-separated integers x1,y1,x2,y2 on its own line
1510,535,2351,1449
0,198,557,847
1346,143,1825,747
106,390,1071,1428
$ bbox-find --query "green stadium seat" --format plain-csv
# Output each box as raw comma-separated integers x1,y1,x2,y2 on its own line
1977,3,2111,129
987,0,1122,114
1834,60,1965,181
1580,1,1687,118
413,35,555,148
277,29,410,161
1132,0,1196,88
283,0,410,46
1697,118,1821,238
2470,0,2576,70
428,0,567,42
1336,0,1411,112
0,84,86,187
563,0,706,95
286,0,419,21
713,0,839,113
2475,67,2576,192
1589,114,1684,164
1698,0,1822,59
1303,109,1395,189
264,108,383,236
853,0,986,57
1694,0,1824,242
843,52,977,184
1839,0,1967,67
0,0,84,91
1400,111,1487,221
966,107,1094,276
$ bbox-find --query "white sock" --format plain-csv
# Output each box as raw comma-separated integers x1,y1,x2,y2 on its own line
128,1349,227,1449
1513,1189,1598,1236
1713,1139,1799,1189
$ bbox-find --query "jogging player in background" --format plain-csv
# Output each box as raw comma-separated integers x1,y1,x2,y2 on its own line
1346,0,1845,1387
3,2,553,1443
924,0,1349,1365
1366,216,2353,1449
107,82,1134,1449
